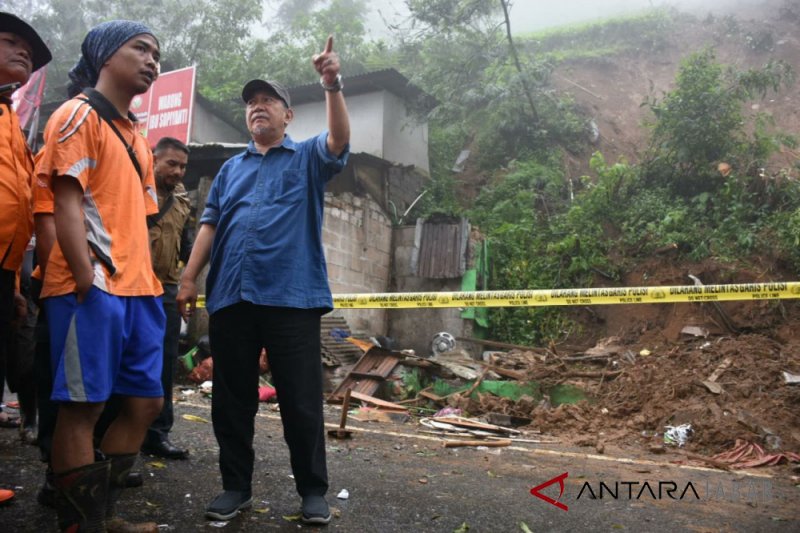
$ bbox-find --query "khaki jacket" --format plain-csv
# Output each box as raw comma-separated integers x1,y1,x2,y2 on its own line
149,183,191,284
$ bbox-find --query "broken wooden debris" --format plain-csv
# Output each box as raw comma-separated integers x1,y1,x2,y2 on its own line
420,416,521,437
782,371,800,385
348,391,408,412
584,337,624,358
699,357,732,394
455,336,547,354
441,366,490,403
428,354,480,380
699,381,723,395
706,357,732,382
485,412,533,428
681,326,710,338
443,439,511,448
327,389,353,439
329,346,404,403
472,360,526,380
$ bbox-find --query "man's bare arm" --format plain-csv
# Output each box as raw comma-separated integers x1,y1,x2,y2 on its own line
53,177,93,300
313,36,350,155
34,213,56,278
176,223,216,320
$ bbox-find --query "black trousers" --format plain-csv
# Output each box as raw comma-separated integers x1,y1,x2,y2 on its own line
209,303,327,497
146,283,180,444
35,305,57,461
0,269,15,410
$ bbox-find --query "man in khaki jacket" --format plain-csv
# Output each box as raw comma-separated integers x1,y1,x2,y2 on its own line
143,136,192,459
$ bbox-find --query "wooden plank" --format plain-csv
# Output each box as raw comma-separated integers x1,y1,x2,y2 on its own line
348,371,388,380
456,336,545,353
349,391,407,411
433,416,520,435
419,390,445,402
329,347,404,402
473,361,526,381
443,439,511,448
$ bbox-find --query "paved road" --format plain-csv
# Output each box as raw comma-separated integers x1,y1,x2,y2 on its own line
1,399,798,532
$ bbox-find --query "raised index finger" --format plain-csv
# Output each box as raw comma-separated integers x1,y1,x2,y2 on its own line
324,35,333,54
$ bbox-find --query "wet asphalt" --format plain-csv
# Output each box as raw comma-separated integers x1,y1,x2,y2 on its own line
1,397,799,532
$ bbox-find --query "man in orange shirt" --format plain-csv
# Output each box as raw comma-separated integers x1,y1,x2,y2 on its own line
0,12,51,506
36,20,163,532
0,12,51,437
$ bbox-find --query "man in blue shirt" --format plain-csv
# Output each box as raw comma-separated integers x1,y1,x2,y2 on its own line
177,36,349,525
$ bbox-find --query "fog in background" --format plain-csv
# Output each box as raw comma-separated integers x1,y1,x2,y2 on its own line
357,0,775,37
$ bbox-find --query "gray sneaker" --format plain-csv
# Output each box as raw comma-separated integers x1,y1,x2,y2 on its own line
205,490,253,520
301,494,331,525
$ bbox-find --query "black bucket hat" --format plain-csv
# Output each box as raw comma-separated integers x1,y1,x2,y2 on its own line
0,12,52,72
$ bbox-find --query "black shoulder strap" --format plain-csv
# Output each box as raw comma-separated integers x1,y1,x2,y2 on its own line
147,193,175,229
75,96,144,181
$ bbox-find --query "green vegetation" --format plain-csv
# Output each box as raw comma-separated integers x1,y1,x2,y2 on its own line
466,48,795,344
520,8,680,61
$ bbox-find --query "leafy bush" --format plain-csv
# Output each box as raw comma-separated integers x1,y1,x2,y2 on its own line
643,49,793,197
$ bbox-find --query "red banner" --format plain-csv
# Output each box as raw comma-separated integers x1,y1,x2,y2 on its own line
131,66,196,147
11,67,47,131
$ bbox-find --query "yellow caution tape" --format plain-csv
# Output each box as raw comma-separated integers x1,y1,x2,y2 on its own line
192,282,800,309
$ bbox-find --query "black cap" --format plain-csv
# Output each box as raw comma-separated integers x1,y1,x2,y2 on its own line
242,79,291,107
0,12,52,72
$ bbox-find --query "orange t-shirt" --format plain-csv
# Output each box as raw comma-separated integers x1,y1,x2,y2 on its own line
0,101,35,272
36,95,162,298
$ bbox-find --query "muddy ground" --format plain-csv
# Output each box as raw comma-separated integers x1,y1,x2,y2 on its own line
2,400,799,532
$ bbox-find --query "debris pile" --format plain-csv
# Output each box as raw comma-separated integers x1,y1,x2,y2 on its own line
327,319,800,470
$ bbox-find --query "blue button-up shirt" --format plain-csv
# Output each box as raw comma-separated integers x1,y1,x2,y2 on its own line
200,132,349,314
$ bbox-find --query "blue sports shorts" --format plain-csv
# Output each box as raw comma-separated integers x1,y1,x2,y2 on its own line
45,287,166,402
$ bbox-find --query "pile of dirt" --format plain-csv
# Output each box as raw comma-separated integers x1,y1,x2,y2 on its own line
445,256,800,458
558,0,800,182
535,334,799,451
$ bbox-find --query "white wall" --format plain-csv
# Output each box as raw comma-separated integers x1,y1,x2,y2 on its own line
289,92,384,158
191,103,249,144
381,91,429,172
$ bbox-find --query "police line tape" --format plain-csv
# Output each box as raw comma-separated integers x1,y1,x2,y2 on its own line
194,281,800,309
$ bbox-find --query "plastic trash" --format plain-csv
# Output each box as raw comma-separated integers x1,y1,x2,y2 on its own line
433,407,461,418
663,424,693,447
337,489,349,500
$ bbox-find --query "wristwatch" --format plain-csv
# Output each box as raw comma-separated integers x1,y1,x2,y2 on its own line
320,74,343,93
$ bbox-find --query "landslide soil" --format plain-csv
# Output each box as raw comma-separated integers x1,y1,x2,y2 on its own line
448,1,800,461
449,255,800,464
